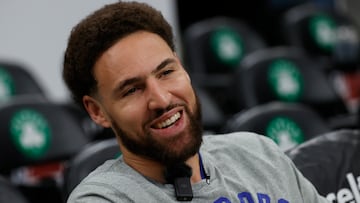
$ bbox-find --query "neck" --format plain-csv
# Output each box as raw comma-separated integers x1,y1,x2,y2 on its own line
185,154,202,183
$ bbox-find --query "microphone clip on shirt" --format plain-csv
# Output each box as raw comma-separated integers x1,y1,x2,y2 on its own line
165,163,193,201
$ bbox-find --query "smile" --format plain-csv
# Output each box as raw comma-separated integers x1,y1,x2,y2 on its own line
154,112,181,129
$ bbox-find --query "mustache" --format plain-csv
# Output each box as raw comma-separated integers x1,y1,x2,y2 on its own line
154,103,184,118
145,103,185,125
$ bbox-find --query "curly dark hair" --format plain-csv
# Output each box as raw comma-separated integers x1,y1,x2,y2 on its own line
63,1,175,107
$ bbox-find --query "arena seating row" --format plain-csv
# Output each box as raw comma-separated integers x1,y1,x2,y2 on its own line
0,1,359,202
0,62,109,203
180,2,360,133
177,2,360,202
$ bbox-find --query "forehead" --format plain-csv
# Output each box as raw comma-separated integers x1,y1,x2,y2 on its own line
94,31,174,80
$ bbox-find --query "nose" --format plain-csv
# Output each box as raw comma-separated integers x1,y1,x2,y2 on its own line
147,78,171,111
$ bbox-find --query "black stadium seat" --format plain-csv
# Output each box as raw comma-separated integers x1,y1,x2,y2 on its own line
194,86,226,133
0,61,46,102
183,16,266,74
286,129,360,202
222,102,331,151
231,46,357,129
63,138,121,200
282,2,360,117
282,2,360,72
0,97,90,203
182,16,267,115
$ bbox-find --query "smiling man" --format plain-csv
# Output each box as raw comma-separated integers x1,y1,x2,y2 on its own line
63,1,329,202
86,31,203,170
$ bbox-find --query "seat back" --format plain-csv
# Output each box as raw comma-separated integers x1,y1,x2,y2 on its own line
282,3,360,72
0,99,90,172
183,16,266,74
0,62,46,102
63,138,121,199
194,86,226,133
60,101,108,141
0,98,90,203
182,16,267,115
282,4,360,117
233,46,349,120
223,102,331,151
286,129,360,202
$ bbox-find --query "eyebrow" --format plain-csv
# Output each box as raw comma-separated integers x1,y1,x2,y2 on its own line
151,58,176,74
114,58,177,95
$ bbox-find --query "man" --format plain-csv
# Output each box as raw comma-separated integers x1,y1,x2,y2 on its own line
63,1,329,202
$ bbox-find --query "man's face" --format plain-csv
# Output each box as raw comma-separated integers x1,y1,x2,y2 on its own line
88,31,202,165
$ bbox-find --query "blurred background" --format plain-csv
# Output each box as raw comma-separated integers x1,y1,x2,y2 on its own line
0,0,360,202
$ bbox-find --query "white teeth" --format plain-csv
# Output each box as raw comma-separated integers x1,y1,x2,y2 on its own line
156,112,180,129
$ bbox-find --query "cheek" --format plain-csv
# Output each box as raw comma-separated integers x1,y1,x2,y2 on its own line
109,103,145,131
189,89,198,113
175,80,197,110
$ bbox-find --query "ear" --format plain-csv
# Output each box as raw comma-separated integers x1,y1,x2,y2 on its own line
83,95,111,128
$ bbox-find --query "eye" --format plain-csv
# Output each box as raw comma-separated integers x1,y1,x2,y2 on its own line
123,87,138,97
161,69,174,77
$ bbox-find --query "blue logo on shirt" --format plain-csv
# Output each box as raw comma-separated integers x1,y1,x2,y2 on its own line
214,192,289,203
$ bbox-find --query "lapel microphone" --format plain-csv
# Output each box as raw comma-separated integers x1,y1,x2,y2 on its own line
165,163,193,201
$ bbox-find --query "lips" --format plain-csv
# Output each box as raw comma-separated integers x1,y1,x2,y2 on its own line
148,106,187,137
154,112,181,129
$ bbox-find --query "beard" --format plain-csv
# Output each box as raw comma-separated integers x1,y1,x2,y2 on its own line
112,94,203,166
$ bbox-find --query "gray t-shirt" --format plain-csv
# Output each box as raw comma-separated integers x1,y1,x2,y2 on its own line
67,132,329,203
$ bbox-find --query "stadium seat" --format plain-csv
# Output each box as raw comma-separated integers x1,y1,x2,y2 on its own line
60,101,107,141
286,129,360,202
0,97,90,203
182,16,267,115
194,86,226,133
231,46,357,129
0,61,46,102
222,102,331,151
282,2,360,72
282,2,360,116
63,138,121,200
